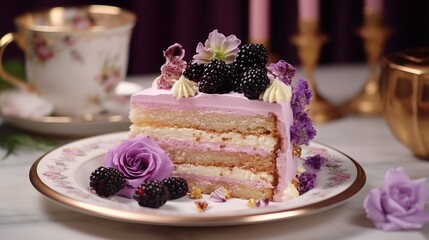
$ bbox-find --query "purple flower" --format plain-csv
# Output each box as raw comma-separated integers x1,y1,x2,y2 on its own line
290,111,317,146
267,60,296,85
103,135,174,198
298,171,317,195
363,167,429,231
304,154,326,172
153,43,187,89
291,78,312,115
193,29,241,64
164,43,185,61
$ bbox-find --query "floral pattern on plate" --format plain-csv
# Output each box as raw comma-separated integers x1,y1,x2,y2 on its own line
31,132,365,226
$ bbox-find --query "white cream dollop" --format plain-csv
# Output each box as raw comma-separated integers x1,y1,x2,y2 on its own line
282,182,299,201
171,75,198,99
261,78,292,103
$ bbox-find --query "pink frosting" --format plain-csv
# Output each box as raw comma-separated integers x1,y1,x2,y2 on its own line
131,88,296,202
156,138,272,157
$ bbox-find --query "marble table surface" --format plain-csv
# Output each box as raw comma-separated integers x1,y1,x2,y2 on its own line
1,64,429,240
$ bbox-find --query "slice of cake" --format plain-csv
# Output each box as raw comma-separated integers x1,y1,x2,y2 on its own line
129,30,316,202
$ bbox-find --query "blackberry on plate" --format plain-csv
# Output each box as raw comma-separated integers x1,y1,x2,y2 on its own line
162,176,189,200
240,68,270,100
183,61,204,82
89,166,125,198
234,44,268,68
134,180,170,208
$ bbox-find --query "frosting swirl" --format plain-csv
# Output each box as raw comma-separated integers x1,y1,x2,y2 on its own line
261,78,292,103
171,75,198,99
282,182,300,201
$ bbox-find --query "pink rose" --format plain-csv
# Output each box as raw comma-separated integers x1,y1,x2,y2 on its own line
104,135,174,198
34,36,53,62
363,167,429,231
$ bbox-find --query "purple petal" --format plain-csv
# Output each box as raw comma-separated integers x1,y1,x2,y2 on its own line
385,214,425,231
363,188,387,223
222,35,241,52
413,178,429,208
116,184,135,198
193,43,213,64
401,210,429,223
381,192,408,216
384,167,411,189
207,29,225,51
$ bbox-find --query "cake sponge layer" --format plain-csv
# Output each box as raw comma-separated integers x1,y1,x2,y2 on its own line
129,125,278,152
130,105,277,135
180,175,274,200
163,147,276,172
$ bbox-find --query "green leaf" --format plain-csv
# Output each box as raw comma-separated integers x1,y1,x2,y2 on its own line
0,133,57,159
0,59,26,91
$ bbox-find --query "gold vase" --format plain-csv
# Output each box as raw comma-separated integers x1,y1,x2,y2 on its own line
380,47,429,159
291,20,342,123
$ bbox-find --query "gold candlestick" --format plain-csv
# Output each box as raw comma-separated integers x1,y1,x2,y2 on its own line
291,20,342,123
343,11,389,115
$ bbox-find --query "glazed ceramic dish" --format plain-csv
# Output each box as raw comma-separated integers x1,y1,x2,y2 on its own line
29,132,366,226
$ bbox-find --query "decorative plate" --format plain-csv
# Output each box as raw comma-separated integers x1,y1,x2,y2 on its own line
29,132,366,226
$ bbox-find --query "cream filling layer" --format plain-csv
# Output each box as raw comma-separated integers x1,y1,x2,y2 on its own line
174,164,274,185
130,125,277,152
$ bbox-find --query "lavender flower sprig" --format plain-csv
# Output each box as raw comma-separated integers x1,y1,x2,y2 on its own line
291,78,313,115
290,78,316,146
267,60,296,85
298,171,317,195
290,111,317,146
303,154,326,172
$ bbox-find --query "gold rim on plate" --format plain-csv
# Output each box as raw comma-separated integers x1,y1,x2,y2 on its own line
29,132,366,226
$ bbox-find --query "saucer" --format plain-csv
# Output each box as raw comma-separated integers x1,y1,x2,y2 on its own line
1,81,142,138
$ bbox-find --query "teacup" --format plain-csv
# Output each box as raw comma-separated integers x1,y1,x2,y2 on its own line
0,5,136,116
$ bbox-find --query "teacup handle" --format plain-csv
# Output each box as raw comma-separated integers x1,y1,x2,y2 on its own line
0,32,33,92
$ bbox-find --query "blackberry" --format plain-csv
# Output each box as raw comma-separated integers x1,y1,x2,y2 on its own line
199,78,229,93
89,166,125,198
234,44,268,68
240,68,270,99
202,59,228,82
183,61,204,82
225,64,240,93
133,180,169,208
162,177,189,200
229,63,255,93
199,59,231,93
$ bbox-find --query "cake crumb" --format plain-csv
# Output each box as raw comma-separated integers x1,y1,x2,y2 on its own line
190,186,202,199
293,146,302,157
247,199,257,207
292,177,299,189
195,200,209,212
